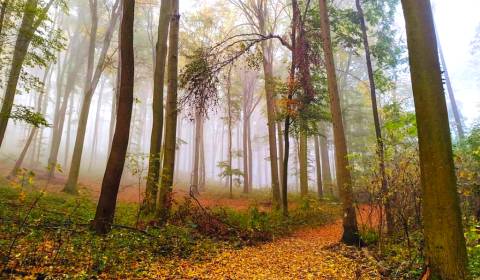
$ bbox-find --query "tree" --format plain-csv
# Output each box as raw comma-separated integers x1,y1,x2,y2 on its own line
0,0,56,148
92,0,135,235
401,0,469,278
355,0,392,234
240,69,260,193
64,0,121,194
230,0,281,209
144,0,172,212
313,135,323,197
318,0,360,245
47,31,85,178
157,0,180,221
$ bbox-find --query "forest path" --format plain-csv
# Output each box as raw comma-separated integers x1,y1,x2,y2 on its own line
150,207,382,280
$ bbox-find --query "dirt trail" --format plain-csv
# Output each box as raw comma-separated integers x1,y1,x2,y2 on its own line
147,207,382,280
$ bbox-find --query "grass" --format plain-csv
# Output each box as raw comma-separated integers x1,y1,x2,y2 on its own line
0,179,340,278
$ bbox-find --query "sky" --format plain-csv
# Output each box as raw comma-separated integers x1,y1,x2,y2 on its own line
433,0,480,126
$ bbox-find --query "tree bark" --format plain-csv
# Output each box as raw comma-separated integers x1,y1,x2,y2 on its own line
64,0,121,194
88,79,105,171
224,67,234,198
157,0,180,221
191,110,202,194
314,135,323,198
320,125,333,195
438,39,464,140
93,0,135,235
299,132,308,197
401,0,469,278
0,0,10,56
145,0,172,211
318,0,360,246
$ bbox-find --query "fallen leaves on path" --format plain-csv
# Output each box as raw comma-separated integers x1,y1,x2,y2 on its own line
144,219,381,280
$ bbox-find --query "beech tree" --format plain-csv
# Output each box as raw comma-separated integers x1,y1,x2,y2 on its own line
64,0,121,194
318,0,360,245
93,0,135,235
401,0,469,278
157,0,180,221
145,0,171,212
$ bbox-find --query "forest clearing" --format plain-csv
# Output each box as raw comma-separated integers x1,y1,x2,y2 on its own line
0,0,480,279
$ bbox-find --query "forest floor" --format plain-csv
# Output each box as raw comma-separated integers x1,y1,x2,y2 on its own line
146,207,382,279
0,171,384,279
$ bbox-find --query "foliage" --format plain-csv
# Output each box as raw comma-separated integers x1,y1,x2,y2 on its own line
6,103,50,127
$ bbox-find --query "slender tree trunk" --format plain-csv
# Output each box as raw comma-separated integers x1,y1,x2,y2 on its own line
93,0,135,235
247,119,253,190
88,80,105,171
314,135,323,198
47,48,83,178
199,121,206,190
157,0,179,221
401,1,469,278
242,112,250,193
281,0,299,215
318,0,360,245
0,0,10,55
299,132,308,197
320,125,332,195
64,0,121,193
145,0,172,211
226,68,233,199
108,59,121,153
437,40,464,140
0,0,39,148
191,110,202,194
9,80,47,177
277,121,284,192
355,0,393,234
64,93,74,168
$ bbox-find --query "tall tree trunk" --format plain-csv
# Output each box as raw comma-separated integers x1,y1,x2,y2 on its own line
191,111,202,194
226,68,233,198
355,0,393,235
9,72,48,177
247,119,253,190
0,0,39,148
401,0,469,278
199,122,206,190
0,0,10,55
320,125,332,195
88,80,105,171
281,0,299,215
242,113,250,193
257,5,281,207
299,132,308,197
108,59,121,154
47,44,84,178
437,39,464,140
64,93,74,168
314,135,323,198
92,0,135,235
64,0,121,194
318,0,360,245
157,0,179,221
145,0,172,211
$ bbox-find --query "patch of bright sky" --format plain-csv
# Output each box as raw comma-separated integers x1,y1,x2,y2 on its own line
432,0,480,126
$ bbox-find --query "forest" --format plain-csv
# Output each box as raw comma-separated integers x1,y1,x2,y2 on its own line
0,0,479,279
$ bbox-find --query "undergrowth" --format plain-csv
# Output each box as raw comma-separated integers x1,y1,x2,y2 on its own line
0,183,339,278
